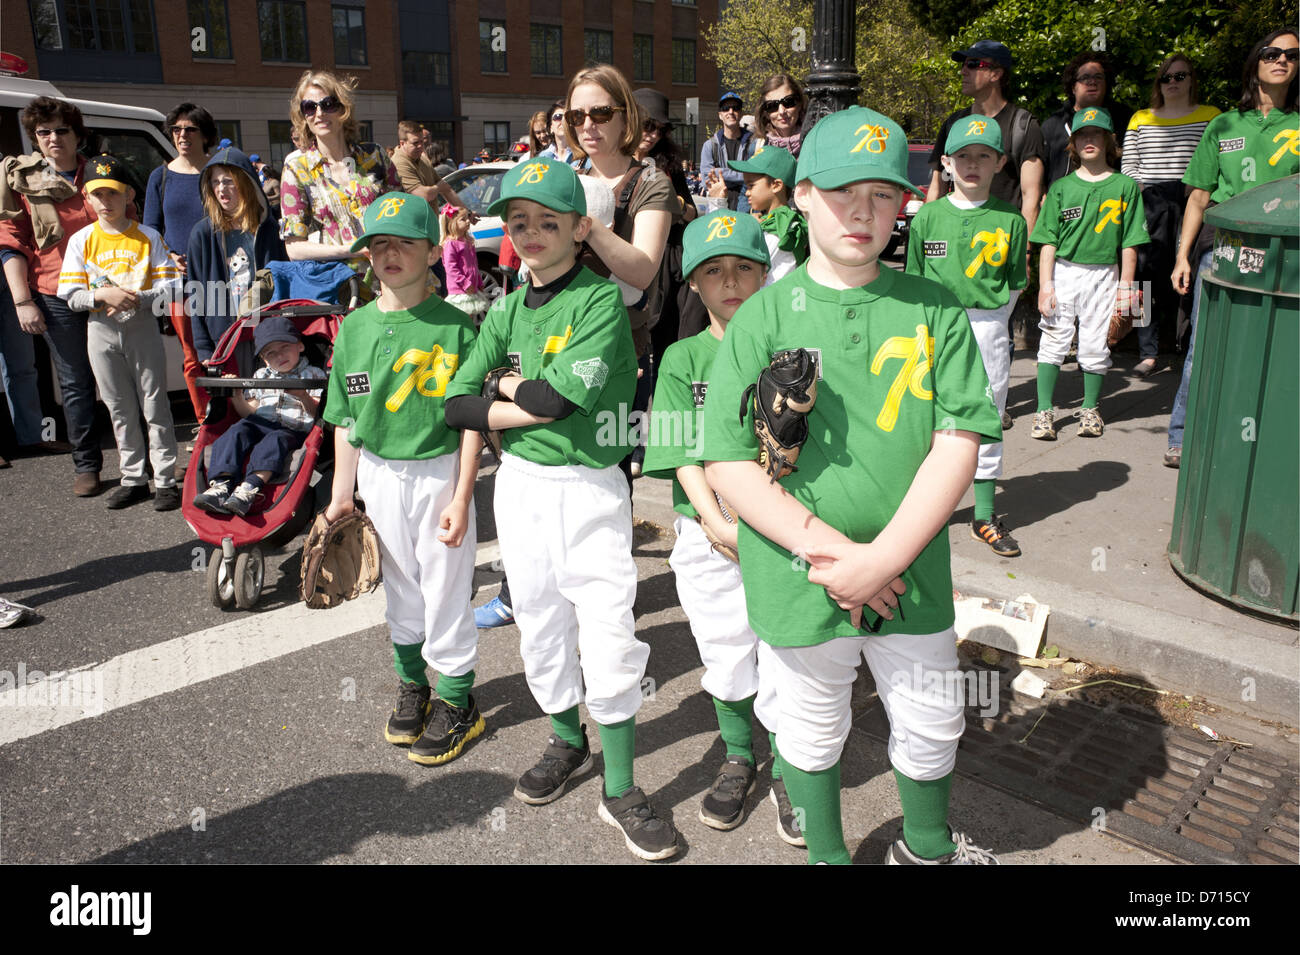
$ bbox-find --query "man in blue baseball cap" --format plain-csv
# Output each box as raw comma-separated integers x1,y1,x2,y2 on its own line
700,91,753,212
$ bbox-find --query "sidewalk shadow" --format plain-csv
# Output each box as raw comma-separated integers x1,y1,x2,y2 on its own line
954,460,1131,529
4,541,199,606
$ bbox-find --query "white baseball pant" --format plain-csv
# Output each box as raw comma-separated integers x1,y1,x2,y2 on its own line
1037,260,1116,374
494,453,648,725
669,516,777,730
356,448,478,677
766,629,965,780
966,303,1013,480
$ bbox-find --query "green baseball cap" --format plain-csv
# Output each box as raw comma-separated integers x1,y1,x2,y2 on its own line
486,157,587,218
795,106,913,194
350,193,439,252
681,209,770,280
729,144,798,188
1071,107,1114,135
943,114,1004,156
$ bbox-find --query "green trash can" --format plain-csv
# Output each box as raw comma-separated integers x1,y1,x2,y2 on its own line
1168,175,1299,621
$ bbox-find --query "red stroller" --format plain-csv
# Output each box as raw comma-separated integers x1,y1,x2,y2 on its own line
188,300,345,609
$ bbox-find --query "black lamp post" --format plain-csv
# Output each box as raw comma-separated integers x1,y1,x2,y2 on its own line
801,0,862,132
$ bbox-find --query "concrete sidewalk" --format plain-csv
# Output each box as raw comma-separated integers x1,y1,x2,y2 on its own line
630,350,1299,726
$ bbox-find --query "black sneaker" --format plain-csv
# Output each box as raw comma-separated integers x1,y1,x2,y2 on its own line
193,479,232,514
698,756,756,830
153,485,181,511
971,518,1022,557
887,829,999,865
769,777,806,847
598,785,680,861
384,681,431,745
409,695,486,765
514,729,593,805
106,484,150,509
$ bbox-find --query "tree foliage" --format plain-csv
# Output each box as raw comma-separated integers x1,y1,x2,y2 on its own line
904,0,999,42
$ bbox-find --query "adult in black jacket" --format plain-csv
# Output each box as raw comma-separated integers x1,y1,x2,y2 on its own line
1042,52,1134,188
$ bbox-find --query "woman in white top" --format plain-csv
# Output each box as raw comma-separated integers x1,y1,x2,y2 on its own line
1122,55,1220,374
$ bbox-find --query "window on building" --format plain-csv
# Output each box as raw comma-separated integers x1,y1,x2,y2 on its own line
671,1,696,5
672,38,695,84
479,19,506,73
402,51,450,88
216,120,241,148
33,0,157,53
356,120,373,143
583,29,612,66
633,34,653,82
267,120,294,165
483,122,510,157
423,122,454,156
259,0,308,62
530,24,562,76
332,5,366,65
187,0,231,58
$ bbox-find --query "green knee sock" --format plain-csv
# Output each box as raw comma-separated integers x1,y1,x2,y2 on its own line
549,706,584,748
1036,362,1061,411
392,642,428,686
435,670,475,710
973,479,996,522
782,761,850,864
1082,371,1104,408
598,717,636,798
894,768,957,859
769,733,783,780
713,695,756,763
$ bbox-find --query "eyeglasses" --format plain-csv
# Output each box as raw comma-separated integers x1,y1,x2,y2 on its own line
1160,71,1190,84
34,126,72,139
719,104,742,114
962,59,998,71
1260,46,1300,63
169,124,200,137
300,96,343,117
564,106,625,126
1075,72,1105,84
761,94,801,114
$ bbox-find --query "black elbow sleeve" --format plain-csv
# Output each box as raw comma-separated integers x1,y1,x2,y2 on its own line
444,394,493,432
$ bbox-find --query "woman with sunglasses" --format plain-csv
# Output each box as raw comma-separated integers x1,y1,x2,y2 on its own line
751,74,807,157
536,100,583,167
279,71,400,267
1120,56,1220,377
1164,28,1298,469
0,96,111,495
143,103,218,425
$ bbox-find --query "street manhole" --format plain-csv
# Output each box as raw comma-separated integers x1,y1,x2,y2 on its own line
852,665,1298,864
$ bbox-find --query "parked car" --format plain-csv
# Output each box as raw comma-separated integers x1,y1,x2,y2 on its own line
887,142,934,259
440,160,514,269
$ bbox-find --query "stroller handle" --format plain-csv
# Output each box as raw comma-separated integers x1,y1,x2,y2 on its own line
196,377,323,392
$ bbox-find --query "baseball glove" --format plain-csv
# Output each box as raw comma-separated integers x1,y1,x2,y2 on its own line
479,366,516,463
300,510,382,609
699,492,739,563
739,348,819,483
1108,288,1144,347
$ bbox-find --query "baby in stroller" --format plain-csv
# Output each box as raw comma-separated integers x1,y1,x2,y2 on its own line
192,315,326,516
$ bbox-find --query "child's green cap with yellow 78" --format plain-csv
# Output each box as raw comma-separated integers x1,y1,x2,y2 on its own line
681,209,770,280
486,157,587,218
729,144,797,188
795,106,915,194
944,115,1005,157
1071,107,1114,135
350,193,440,252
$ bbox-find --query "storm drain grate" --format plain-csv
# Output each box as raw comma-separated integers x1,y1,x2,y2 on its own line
852,666,1299,864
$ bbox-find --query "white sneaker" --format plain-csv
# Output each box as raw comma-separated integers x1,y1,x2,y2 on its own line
887,830,1000,865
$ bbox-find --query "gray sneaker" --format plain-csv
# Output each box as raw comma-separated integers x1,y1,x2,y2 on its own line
769,777,806,847
1077,406,1104,437
514,729,593,805
887,830,1000,865
599,785,680,861
1029,409,1056,441
193,479,232,513
698,756,756,831
223,481,262,517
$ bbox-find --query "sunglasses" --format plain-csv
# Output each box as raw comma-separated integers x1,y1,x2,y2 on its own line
34,126,72,139
1260,46,1300,63
564,106,625,126
1160,71,1190,84
719,104,742,113
963,59,999,71
1075,72,1106,84
761,94,801,113
551,112,565,122
169,124,200,136
300,96,343,117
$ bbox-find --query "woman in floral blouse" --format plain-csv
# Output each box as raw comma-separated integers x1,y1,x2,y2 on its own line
279,70,400,266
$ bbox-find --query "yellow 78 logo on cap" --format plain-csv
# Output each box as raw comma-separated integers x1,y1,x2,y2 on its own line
707,215,736,240
851,124,889,154
375,196,407,219
517,162,548,184
966,120,988,135
1084,109,1099,122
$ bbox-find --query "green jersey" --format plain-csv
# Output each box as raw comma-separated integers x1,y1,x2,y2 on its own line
643,328,721,519
445,267,637,468
700,266,1002,646
760,205,809,264
323,296,476,460
1182,108,1299,204
1030,171,1149,264
905,196,1028,309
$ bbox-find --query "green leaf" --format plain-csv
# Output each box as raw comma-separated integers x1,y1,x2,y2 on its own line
1042,644,1060,659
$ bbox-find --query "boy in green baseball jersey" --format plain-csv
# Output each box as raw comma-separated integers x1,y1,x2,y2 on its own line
322,194,487,767
907,116,1028,557
729,144,808,282
443,157,680,862
644,210,803,845
1029,107,1148,439
701,107,1003,865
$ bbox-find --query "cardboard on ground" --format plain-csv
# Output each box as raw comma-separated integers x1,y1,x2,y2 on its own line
954,592,1050,658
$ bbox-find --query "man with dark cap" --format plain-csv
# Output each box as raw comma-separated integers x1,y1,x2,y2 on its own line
700,92,752,212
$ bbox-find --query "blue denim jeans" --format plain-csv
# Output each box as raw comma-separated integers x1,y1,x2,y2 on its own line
0,283,43,445
1167,249,1213,450
37,292,103,473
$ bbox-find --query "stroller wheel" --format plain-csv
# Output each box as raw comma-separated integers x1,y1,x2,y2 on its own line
233,547,265,610
207,546,235,609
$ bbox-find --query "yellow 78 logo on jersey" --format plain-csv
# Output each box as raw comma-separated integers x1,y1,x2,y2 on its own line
1094,198,1126,234
870,326,934,432
385,346,458,411
1269,129,1299,166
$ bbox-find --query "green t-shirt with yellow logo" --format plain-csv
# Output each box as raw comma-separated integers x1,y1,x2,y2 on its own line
1182,108,1299,204
644,328,721,519
905,196,1028,309
445,267,637,468
700,266,1002,646
323,295,475,460
1029,171,1149,264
